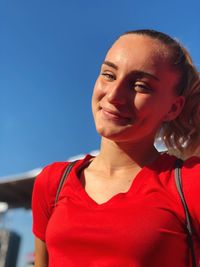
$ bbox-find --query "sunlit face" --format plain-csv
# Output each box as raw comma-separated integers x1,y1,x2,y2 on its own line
92,34,183,144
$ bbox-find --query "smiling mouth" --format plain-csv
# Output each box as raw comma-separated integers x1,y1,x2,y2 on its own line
101,108,130,122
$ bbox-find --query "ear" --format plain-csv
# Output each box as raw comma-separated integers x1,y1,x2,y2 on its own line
163,96,185,122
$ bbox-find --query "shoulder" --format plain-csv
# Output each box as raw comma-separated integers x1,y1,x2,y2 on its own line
33,154,94,202
34,161,70,197
32,154,95,240
181,157,200,233
153,153,200,175
158,154,200,235
148,153,199,189
180,156,200,191
182,156,200,175
32,161,71,215
181,156,200,191
32,161,71,239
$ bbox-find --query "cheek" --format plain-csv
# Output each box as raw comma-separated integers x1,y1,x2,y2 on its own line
92,79,102,113
133,94,169,122
133,94,155,114
92,79,105,106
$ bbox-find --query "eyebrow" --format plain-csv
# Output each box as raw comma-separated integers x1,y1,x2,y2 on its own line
102,60,160,81
103,60,119,70
131,70,160,81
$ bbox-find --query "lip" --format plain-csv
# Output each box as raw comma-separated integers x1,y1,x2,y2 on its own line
101,107,130,121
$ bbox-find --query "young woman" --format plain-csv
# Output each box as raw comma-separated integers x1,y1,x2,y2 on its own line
32,29,200,267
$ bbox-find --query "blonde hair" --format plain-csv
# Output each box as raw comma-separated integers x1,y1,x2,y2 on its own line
158,43,200,159
123,30,200,158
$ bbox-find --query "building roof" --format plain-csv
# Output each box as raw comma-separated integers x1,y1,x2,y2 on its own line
0,169,41,209
0,150,99,209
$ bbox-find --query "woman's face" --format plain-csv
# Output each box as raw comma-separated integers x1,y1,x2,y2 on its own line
92,34,184,144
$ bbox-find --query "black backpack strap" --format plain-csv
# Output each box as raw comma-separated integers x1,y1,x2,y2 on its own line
54,161,77,206
174,158,196,267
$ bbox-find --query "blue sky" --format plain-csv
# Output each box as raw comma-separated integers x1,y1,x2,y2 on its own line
1,1,200,266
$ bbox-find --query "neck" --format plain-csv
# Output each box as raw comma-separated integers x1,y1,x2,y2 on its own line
93,137,160,172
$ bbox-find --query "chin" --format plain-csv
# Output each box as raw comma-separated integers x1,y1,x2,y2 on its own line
96,125,118,138
96,125,130,142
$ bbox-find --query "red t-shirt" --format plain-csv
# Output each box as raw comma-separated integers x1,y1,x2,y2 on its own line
32,153,200,267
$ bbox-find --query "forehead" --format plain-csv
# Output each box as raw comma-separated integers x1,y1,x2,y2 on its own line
105,34,171,71
104,34,180,92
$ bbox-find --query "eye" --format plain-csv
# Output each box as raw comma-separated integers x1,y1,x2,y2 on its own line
134,82,152,94
101,72,116,81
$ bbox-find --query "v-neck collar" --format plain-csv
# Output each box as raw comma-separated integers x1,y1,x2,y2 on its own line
69,153,176,208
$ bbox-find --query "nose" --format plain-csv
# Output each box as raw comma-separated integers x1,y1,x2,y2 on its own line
107,81,127,106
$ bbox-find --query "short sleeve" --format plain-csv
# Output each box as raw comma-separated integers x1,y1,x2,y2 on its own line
32,162,68,241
